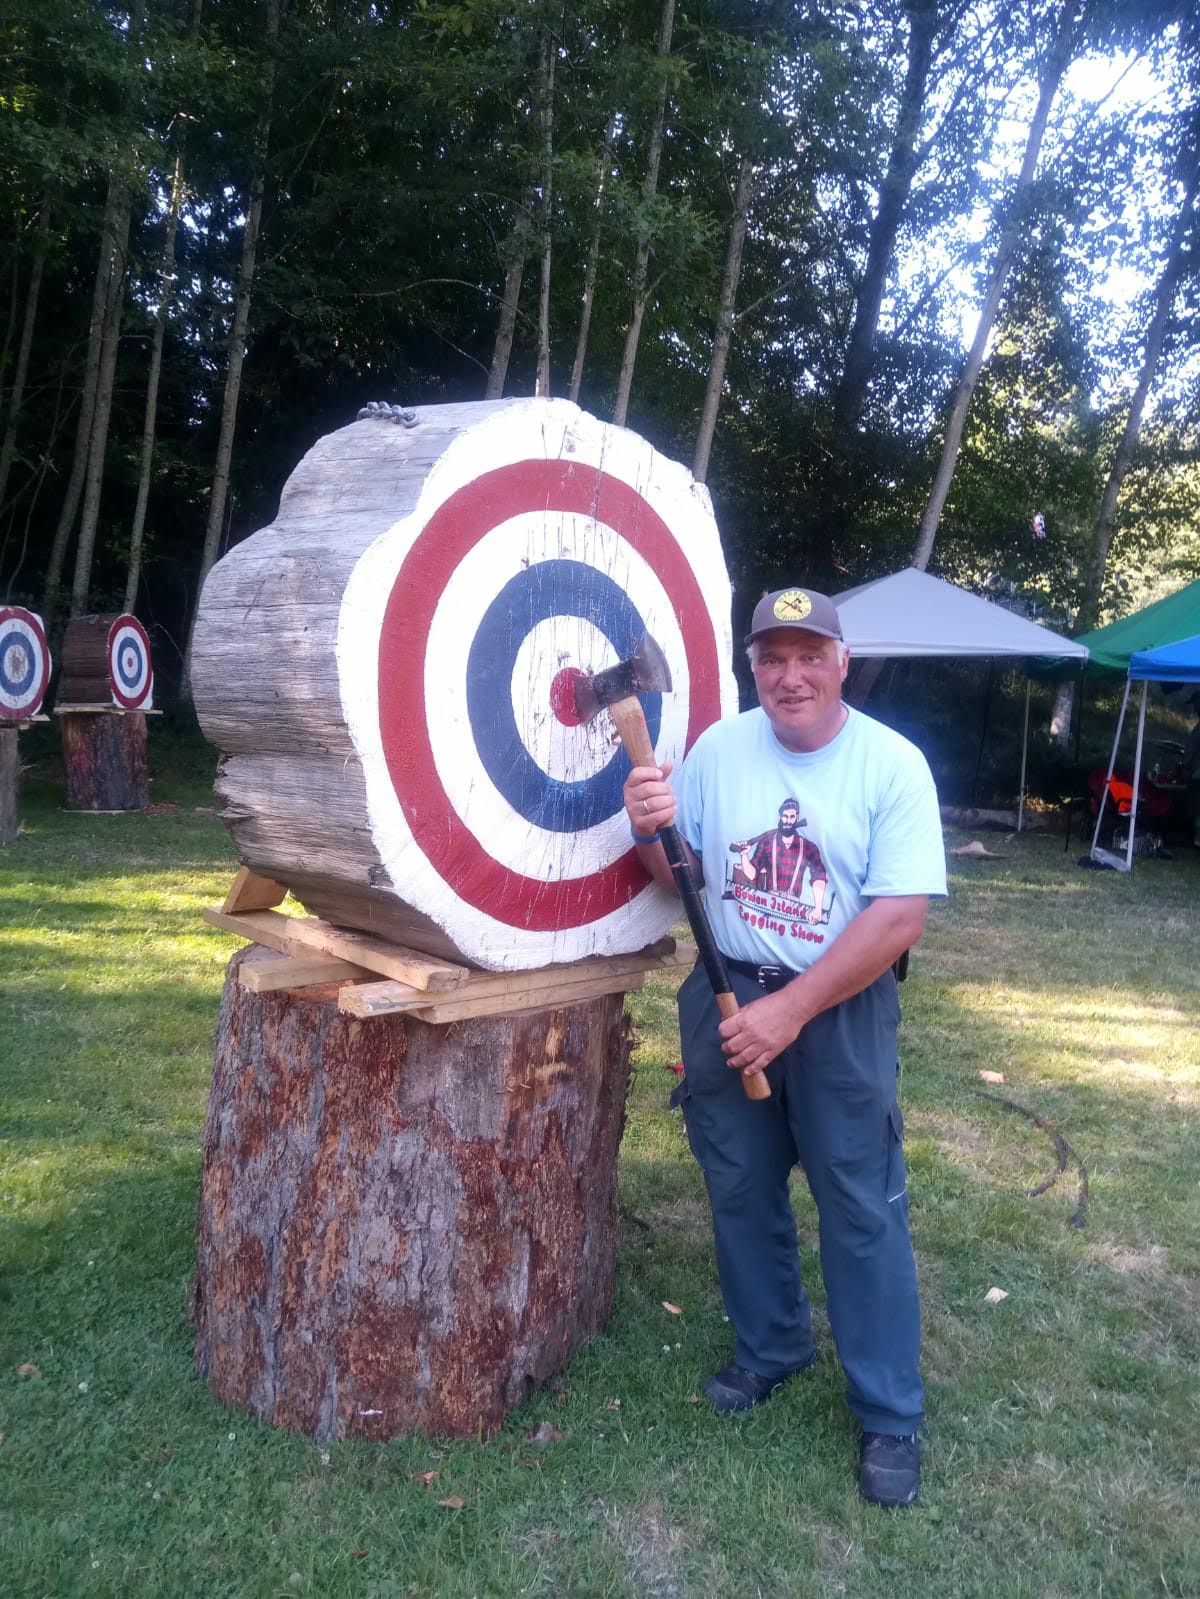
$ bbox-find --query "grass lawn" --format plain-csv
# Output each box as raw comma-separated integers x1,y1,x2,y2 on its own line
1,731,1198,1598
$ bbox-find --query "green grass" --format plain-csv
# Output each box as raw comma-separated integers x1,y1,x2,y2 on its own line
1,732,1198,1598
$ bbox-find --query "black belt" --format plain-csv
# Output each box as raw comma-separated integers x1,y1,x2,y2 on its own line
726,952,910,989
725,959,797,993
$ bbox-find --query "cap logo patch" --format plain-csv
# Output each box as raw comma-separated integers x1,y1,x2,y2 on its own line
773,589,811,622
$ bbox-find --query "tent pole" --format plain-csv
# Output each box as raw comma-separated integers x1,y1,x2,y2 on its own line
1073,669,1085,765
1125,680,1148,870
1018,676,1031,832
1091,676,1130,856
971,659,995,805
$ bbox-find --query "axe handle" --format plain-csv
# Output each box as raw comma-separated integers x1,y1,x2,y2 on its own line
609,697,771,1103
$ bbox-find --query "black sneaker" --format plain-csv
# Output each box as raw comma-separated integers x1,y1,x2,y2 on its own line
703,1360,810,1414
858,1431,920,1506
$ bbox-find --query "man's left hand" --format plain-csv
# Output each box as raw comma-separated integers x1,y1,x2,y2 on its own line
718,988,807,1076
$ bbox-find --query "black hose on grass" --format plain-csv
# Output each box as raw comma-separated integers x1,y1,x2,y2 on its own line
973,1090,1089,1228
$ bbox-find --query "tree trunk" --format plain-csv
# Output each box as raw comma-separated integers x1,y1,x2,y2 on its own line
187,0,283,679
568,108,619,404
692,155,756,483
485,189,534,400
0,726,19,844
832,0,936,440
69,181,133,617
60,710,149,811
0,194,52,516
1075,147,1200,638
193,946,633,1441
535,34,556,397
124,151,185,613
910,0,1084,574
612,0,676,428
40,177,125,623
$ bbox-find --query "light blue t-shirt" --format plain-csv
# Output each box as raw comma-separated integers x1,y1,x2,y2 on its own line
676,705,947,970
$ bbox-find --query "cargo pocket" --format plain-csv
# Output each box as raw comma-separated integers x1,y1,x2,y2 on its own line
885,1101,907,1204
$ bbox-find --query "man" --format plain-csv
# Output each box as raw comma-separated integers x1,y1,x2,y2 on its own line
733,798,829,923
623,586,946,1508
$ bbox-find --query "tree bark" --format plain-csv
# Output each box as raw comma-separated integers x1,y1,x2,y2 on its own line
40,177,125,623
910,0,1085,573
69,180,133,617
124,150,186,613
187,0,284,679
60,710,149,811
692,155,756,483
832,0,937,440
1075,147,1200,638
535,33,556,397
612,0,676,428
193,946,633,1441
0,194,52,517
568,107,620,404
485,189,534,400
0,726,19,844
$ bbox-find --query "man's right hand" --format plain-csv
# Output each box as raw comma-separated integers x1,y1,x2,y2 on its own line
624,762,676,836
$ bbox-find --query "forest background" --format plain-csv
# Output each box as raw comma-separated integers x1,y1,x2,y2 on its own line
2,0,1199,786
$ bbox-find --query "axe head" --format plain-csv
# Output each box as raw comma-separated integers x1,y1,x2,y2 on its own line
574,632,673,724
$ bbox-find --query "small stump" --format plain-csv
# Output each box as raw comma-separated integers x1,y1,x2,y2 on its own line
193,946,633,1440
0,726,19,843
59,710,148,811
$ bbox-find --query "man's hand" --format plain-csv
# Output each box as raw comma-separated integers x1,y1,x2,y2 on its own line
718,988,807,1076
623,761,676,834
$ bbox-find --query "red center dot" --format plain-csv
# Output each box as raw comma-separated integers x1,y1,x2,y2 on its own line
549,666,586,726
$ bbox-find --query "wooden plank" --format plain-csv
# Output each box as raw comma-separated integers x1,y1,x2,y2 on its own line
239,951,375,992
202,905,471,990
337,942,696,1020
418,971,645,1025
223,865,289,914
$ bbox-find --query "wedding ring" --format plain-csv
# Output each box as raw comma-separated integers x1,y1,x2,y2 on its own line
642,800,650,815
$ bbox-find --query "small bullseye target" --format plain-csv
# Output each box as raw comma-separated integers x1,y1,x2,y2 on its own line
106,614,153,710
0,606,51,722
338,399,739,969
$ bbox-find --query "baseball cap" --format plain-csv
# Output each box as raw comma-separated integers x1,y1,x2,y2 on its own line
745,587,842,644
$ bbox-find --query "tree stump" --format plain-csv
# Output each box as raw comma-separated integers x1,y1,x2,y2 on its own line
0,727,18,843
59,710,148,811
193,946,634,1441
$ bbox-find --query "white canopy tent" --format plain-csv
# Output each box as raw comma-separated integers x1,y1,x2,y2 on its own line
832,568,1090,827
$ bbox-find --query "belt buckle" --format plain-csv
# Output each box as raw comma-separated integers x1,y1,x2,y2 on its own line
756,964,786,991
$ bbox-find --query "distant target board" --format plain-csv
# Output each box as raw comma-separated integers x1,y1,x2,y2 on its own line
0,605,51,722
339,404,738,967
191,398,739,970
107,614,153,709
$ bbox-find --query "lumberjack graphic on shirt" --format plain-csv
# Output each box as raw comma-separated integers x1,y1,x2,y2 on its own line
723,797,832,931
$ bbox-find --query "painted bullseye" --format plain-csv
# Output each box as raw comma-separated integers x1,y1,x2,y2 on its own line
0,606,51,720
550,667,585,727
106,615,153,709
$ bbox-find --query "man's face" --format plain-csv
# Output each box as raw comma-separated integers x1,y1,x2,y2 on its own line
779,807,799,835
751,629,849,752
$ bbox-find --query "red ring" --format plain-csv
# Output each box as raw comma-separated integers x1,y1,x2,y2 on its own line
0,606,51,721
377,460,722,930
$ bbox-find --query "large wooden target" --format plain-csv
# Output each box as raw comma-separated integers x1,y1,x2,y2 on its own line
0,606,51,722
193,400,738,970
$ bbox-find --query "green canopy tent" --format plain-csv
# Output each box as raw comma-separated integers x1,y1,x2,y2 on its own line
1074,578,1200,670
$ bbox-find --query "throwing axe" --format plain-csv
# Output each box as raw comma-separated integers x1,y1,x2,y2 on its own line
574,634,771,1102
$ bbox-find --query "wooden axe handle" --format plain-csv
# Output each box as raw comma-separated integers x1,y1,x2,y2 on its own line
609,696,771,1103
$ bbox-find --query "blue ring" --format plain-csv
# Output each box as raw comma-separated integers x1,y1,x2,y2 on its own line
0,628,35,696
466,560,661,833
116,636,144,689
